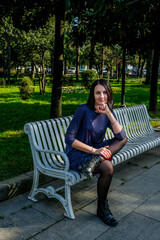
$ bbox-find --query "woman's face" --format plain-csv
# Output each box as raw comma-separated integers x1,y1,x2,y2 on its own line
94,84,108,106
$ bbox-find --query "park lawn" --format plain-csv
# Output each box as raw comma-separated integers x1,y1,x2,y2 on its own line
0,80,160,181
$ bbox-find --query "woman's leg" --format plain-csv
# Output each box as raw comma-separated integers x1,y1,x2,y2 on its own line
93,160,118,226
94,138,127,203
79,137,127,178
107,137,127,156
94,160,113,206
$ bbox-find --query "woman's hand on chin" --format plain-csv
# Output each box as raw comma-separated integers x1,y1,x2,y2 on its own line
95,104,110,114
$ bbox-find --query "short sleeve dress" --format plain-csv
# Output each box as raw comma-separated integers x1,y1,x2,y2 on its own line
65,104,126,171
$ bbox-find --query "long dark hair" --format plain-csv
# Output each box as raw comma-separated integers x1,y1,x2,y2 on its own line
87,79,113,111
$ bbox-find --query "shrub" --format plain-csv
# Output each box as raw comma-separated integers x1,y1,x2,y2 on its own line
81,69,98,89
62,75,74,86
19,76,34,100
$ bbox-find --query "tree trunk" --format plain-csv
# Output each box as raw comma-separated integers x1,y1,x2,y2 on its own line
149,39,159,112
7,39,11,84
116,59,121,84
99,47,104,78
107,71,110,81
64,58,67,75
16,65,19,81
36,67,42,93
121,47,126,107
89,41,95,69
31,60,35,81
137,55,141,79
3,40,7,82
110,66,113,78
76,44,80,81
145,50,153,84
41,53,46,94
51,52,54,81
118,63,121,84
20,66,24,73
50,1,65,118
38,53,46,95
139,60,145,78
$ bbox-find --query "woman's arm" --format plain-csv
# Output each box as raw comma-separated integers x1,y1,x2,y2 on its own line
72,139,94,153
65,105,85,146
105,109,122,134
95,104,123,134
72,139,112,159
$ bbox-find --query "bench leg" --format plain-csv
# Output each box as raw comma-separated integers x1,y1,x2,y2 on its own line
28,169,75,219
28,168,39,202
64,183,75,219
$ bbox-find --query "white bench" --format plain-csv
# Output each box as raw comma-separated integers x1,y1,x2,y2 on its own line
24,104,160,219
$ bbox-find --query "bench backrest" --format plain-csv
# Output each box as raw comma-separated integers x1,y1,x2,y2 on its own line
112,104,153,141
24,104,153,167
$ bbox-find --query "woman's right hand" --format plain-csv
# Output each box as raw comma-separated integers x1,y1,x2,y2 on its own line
93,146,112,160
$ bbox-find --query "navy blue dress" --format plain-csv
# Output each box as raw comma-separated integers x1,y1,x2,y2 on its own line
65,104,126,171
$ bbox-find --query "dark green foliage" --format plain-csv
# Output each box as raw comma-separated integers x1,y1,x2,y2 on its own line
62,75,74,86
81,70,98,89
19,77,34,100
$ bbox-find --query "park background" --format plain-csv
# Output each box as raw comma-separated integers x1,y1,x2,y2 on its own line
0,1,160,182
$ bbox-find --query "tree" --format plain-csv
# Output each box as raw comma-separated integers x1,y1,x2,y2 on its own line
148,1,160,112
26,19,55,94
1,0,88,117
91,0,159,110
63,22,75,73
50,0,89,117
0,17,14,84
2,0,159,114
66,9,91,81
50,0,66,117
0,16,55,93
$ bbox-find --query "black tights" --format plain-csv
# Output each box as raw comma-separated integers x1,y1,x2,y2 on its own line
108,137,127,156
94,137,127,206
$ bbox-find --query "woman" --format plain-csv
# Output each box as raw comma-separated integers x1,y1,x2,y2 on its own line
65,79,127,226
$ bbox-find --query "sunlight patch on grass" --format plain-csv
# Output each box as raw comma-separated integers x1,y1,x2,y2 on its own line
1,130,24,138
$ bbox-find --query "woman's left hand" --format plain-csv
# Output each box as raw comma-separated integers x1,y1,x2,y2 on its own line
100,146,112,159
94,146,112,160
95,103,110,114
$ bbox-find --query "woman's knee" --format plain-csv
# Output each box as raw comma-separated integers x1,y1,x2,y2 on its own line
122,136,127,146
100,160,114,176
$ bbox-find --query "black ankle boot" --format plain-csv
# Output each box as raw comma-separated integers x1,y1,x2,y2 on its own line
78,156,102,179
97,200,118,227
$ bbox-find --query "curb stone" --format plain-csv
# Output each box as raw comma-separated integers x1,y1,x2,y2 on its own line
0,171,53,202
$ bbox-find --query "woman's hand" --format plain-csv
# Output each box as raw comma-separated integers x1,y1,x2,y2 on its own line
93,146,112,160
95,103,110,115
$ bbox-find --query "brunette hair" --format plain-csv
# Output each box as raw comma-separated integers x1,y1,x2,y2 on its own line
87,79,113,111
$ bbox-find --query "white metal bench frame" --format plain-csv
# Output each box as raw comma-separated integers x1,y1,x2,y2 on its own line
24,104,160,219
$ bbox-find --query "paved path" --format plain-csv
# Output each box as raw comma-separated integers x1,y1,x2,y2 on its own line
0,146,160,240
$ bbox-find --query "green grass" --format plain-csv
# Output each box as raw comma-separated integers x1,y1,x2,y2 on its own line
0,79,160,181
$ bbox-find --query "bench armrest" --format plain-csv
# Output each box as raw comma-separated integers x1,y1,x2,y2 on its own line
34,145,70,171
149,117,160,132
149,117,160,121
152,128,160,132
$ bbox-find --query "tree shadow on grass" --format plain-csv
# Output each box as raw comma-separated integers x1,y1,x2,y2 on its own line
0,131,33,181
0,102,83,181
0,92,20,99
0,102,51,133
0,101,84,133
